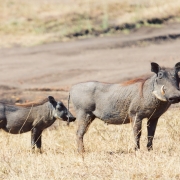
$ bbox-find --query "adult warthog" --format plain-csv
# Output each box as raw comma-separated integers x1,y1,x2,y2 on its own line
0,96,76,152
70,62,180,153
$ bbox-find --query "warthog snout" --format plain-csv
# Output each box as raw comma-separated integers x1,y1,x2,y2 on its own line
56,112,76,122
68,116,76,122
168,95,180,103
67,112,76,122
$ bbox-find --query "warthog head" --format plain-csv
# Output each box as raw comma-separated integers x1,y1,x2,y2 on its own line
151,62,180,104
48,96,76,122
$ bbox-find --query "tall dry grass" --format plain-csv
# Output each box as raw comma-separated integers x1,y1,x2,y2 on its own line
1,0,180,47
0,107,180,179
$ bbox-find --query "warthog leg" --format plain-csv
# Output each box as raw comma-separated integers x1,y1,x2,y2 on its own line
131,115,142,150
31,127,43,153
76,112,95,153
147,118,159,151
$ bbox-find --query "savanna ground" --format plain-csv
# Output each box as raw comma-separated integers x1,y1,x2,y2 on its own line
1,0,180,179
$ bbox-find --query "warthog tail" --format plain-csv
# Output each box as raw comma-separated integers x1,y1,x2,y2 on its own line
67,93,70,126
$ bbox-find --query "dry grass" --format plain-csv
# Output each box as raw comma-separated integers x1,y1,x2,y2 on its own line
1,0,180,47
0,108,180,179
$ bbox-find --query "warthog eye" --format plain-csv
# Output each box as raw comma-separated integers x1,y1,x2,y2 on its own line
177,72,180,78
158,72,163,79
57,103,64,111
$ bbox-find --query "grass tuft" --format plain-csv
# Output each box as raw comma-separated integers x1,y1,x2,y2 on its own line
0,108,180,179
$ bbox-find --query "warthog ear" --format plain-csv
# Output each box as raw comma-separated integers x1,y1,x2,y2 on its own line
151,62,161,75
48,96,56,104
175,62,180,73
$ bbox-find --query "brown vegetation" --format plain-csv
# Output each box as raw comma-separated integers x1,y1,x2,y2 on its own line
1,0,180,47
0,107,180,179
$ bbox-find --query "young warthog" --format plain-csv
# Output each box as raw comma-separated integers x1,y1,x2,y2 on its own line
70,62,180,153
0,96,76,152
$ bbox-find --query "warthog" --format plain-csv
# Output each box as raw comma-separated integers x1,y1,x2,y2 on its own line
0,96,76,152
70,62,180,153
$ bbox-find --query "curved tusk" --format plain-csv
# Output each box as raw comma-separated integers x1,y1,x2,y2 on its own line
161,85,165,95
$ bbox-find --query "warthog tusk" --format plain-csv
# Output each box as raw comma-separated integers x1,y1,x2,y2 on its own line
152,90,167,101
161,85,165,95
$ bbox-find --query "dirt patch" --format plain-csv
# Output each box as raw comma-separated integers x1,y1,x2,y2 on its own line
1,23,180,106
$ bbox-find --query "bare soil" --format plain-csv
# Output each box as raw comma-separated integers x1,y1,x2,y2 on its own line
0,22,180,105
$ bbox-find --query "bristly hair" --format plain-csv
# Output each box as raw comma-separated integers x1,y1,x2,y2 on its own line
16,98,49,107
121,75,151,97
